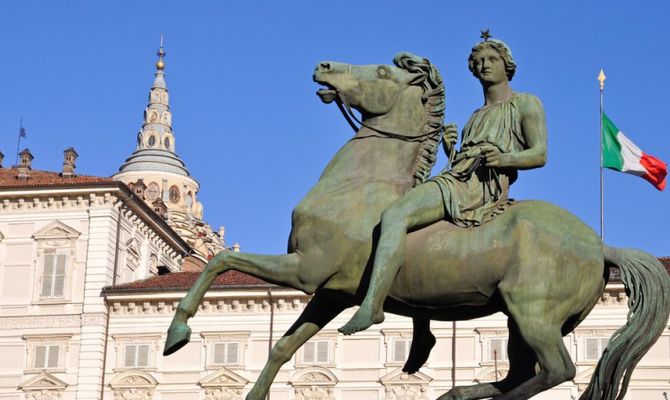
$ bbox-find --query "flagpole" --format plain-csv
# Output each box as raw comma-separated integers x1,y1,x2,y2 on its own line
598,70,606,241
15,117,23,166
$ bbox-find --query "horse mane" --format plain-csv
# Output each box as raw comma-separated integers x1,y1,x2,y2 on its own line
393,52,446,186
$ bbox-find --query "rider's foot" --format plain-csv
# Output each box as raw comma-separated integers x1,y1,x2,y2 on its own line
402,328,436,373
338,306,384,335
164,320,192,356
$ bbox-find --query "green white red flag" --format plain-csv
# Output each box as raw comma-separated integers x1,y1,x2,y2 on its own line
602,113,667,191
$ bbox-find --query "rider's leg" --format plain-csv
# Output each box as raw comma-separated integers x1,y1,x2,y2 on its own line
339,182,445,335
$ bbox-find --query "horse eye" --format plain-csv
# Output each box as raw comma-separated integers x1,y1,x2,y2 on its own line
377,67,388,77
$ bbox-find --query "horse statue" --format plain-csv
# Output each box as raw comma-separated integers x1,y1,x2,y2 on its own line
163,52,670,400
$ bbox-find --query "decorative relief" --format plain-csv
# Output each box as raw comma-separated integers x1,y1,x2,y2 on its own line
204,388,243,400
199,368,248,400
290,367,337,400
108,295,308,315
110,371,157,400
384,385,428,400
0,315,80,329
19,372,67,400
295,386,333,400
380,369,431,400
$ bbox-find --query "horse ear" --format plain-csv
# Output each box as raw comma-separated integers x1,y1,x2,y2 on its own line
409,73,427,85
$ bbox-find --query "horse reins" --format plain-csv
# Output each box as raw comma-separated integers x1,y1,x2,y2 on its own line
334,89,443,143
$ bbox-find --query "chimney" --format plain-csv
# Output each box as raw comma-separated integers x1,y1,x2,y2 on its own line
17,148,33,179
62,147,78,177
0,150,4,168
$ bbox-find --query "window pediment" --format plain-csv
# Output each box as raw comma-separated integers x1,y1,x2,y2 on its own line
289,367,338,386
109,371,158,389
33,220,80,241
19,371,68,391
199,368,249,388
379,368,432,386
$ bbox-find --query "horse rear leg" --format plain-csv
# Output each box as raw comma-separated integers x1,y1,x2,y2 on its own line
493,315,575,400
165,251,321,355
246,291,346,400
437,319,537,400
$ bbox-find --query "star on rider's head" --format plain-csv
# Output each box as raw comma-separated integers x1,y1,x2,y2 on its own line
480,29,492,41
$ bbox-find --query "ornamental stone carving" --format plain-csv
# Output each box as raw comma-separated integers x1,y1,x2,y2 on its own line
204,387,244,400
114,388,153,400
295,386,333,400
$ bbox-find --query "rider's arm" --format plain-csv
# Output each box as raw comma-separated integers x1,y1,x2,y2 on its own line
482,94,548,169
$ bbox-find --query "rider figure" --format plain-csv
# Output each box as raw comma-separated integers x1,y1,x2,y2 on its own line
339,34,548,335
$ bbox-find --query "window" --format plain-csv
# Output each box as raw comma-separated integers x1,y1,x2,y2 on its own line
34,345,60,369
488,338,508,362
23,335,71,372
302,341,329,364
391,338,411,363
41,254,66,298
124,344,150,368
213,342,240,365
584,338,609,361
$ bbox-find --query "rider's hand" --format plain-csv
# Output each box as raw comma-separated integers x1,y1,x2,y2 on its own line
481,144,506,167
444,123,458,147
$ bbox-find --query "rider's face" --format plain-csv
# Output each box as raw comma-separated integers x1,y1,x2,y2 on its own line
471,47,508,85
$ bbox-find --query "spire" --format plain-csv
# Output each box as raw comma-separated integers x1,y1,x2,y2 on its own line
116,36,190,177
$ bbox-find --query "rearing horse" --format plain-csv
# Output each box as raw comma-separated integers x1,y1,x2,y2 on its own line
164,52,670,400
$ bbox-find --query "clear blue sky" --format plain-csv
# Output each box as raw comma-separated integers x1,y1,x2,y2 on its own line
1,1,668,256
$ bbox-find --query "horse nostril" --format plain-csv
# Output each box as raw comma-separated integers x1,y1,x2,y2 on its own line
320,62,331,71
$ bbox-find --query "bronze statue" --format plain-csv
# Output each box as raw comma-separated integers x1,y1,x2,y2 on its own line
340,37,547,336
164,43,670,400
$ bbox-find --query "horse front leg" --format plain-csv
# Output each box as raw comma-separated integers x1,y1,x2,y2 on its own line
164,251,322,355
247,290,347,400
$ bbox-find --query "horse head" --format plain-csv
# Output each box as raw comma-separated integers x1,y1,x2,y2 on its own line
314,52,446,184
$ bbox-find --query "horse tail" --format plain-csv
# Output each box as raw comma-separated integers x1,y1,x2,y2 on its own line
580,247,670,400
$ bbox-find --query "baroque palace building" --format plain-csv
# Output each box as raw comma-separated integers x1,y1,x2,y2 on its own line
0,43,669,400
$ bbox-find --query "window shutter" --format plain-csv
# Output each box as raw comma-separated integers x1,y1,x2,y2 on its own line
585,338,600,360
124,345,137,367
34,345,47,368
41,255,55,297
47,345,59,368
394,340,407,362
303,342,315,363
53,255,66,297
213,343,226,364
316,341,329,363
137,345,149,367
226,343,239,364
490,339,504,361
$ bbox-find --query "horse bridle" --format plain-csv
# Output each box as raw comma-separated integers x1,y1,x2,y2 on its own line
334,89,443,143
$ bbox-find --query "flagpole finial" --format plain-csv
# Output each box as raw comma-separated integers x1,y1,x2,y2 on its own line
598,69,606,91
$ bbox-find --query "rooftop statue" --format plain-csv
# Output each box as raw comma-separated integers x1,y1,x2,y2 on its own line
164,36,670,400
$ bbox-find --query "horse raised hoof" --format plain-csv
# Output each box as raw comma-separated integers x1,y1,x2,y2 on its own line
163,320,192,356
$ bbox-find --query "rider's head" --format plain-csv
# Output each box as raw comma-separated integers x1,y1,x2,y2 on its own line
468,38,516,81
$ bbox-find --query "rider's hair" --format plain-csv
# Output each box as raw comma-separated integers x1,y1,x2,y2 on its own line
468,39,516,81
393,52,446,186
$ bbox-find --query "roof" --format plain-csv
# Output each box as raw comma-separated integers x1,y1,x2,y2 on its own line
661,257,670,274
105,257,670,294
103,270,273,293
0,167,114,188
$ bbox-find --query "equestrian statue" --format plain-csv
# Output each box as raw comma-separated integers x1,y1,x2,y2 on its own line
163,35,670,400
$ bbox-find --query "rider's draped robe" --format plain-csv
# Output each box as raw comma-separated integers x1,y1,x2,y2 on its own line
430,92,533,227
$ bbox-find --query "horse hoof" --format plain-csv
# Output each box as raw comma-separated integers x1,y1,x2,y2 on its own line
164,321,192,356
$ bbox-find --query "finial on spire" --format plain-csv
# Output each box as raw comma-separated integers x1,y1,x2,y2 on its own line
480,29,492,41
156,34,166,70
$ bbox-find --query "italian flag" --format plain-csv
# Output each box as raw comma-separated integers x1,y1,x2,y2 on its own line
602,113,667,191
